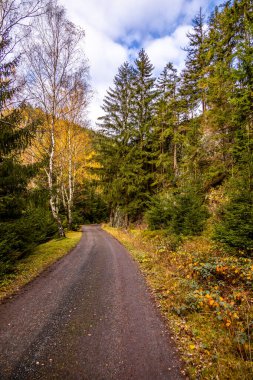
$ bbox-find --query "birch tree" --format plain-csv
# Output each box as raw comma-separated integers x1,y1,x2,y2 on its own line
23,1,89,236
57,121,92,229
60,69,90,229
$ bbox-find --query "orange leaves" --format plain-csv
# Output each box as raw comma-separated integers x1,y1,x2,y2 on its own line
216,265,228,274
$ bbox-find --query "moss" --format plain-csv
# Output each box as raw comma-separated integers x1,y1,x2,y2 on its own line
0,231,82,300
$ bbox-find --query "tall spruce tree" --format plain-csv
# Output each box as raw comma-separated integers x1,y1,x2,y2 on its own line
0,31,33,222
181,8,207,116
204,2,238,179
213,0,253,254
153,63,180,187
97,62,142,226
231,0,253,183
98,51,158,225
177,8,209,188
132,49,157,195
132,49,157,142
99,62,135,142
0,30,43,263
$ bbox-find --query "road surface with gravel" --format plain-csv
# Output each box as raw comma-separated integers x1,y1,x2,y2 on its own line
0,225,184,379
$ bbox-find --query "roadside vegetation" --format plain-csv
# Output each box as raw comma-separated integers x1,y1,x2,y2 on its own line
0,231,82,301
105,226,253,380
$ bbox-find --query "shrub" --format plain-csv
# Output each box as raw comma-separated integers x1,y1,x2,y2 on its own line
214,186,253,256
145,187,209,236
0,207,57,263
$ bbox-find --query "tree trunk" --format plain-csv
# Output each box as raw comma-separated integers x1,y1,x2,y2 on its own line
110,206,129,228
173,142,178,176
49,124,65,238
67,124,74,230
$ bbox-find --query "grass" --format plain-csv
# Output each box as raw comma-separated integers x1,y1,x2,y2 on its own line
104,226,253,380
0,231,82,301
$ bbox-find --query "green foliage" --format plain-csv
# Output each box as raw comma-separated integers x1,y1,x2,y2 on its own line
153,62,180,187
180,7,207,114
0,231,82,300
0,32,35,221
0,206,58,264
74,181,109,224
0,30,47,267
146,187,209,236
97,51,157,225
214,185,253,256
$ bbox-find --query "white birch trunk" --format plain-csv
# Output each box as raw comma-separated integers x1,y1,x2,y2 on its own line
48,122,65,237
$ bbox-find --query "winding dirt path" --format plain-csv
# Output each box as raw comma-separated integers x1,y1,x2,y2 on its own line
0,225,184,379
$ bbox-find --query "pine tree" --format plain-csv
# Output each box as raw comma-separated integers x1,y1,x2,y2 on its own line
131,49,157,196
231,0,253,185
204,3,238,176
98,52,158,225
0,31,33,222
99,62,135,142
0,31,45,264
132,49,157,146
181,8,207,116
213,0,253,255
153,63,180,187
97,62,141,226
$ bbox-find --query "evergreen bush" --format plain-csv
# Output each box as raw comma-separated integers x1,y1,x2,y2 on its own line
214,187,253,256
146,188,209,236
0,207,57,263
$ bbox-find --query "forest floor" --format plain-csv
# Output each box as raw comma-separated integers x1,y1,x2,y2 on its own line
0,225,184,379
104,226,253,380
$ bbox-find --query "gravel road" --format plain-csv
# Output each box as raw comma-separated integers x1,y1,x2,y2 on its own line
0,225,184,379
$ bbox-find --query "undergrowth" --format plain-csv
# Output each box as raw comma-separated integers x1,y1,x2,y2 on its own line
104,226,253,380
0,231,82,300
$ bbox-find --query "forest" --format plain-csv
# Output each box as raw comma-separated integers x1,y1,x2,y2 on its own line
0,0,252,377
0,0,252,281
98,0,253,255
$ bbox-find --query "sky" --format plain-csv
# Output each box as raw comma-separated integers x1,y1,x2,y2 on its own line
59,0,220,127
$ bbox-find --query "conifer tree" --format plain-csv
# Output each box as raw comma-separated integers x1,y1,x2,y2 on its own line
132,49,157,145
0,31,33,222
131,49,157,195
205,3,237,168
97,62,141,226
181,8,207,116
98,52,158,225
99,62,135,142
213,0,253,254
153,63,180,187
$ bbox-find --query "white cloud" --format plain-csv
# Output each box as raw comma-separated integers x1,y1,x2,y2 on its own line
145,25,192,75
69,23,128,126
61,0,186,40
59,0,220,126
85,26,127,85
